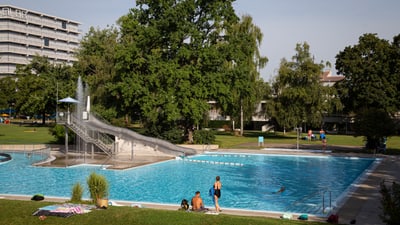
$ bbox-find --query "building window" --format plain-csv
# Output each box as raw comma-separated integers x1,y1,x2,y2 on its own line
62,21,67,29
44,37,49,47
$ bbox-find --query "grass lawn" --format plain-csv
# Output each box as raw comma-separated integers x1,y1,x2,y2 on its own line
0,199,325,225
215,131,365,148
0,123,56,144
215,131,400,152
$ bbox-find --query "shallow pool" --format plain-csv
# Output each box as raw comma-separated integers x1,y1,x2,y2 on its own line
0,152,377,215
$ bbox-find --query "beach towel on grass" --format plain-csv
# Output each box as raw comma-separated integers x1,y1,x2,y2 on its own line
32,204,95,218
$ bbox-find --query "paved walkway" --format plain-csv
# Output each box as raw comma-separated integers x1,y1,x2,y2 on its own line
336,154,400,225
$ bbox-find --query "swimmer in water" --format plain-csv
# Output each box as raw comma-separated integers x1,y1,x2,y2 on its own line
276,186,285,193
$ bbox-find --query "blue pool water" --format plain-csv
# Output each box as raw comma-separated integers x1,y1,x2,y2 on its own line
0,152,376,215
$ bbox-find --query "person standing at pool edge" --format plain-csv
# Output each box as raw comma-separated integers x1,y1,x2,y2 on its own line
213,176,222,212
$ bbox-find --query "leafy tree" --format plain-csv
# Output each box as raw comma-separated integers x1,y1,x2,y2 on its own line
75,26,120,121
353,108,397,150
335,33,399,114
392,34,400,110
335,33,400,148
0,77,16,110
113,0,262,142
222,15,268,135
75,1,267,143
14,56,76,124
272,42,331,131
380,181,400,225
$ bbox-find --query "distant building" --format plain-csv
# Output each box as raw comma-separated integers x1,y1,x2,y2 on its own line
320,70,345,86
0,5,80,77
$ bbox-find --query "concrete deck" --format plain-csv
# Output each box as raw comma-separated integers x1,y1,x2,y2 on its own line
1,145,399,224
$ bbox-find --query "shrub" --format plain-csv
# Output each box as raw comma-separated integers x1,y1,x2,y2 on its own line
380,180,400,224
48,124,75,144
87,172,109,203
193,130,215,144
161,128,184,144
70,182,84,203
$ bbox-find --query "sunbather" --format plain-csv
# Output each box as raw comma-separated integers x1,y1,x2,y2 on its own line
191,191,208,212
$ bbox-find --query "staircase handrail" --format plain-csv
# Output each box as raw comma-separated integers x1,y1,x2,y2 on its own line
68,114,114,156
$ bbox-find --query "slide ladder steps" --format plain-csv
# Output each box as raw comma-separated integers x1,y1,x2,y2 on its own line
66,123,113,156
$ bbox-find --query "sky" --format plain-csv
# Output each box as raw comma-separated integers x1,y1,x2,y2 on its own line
3,0,400,81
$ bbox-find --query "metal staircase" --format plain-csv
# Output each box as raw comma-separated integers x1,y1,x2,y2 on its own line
65,115,114,156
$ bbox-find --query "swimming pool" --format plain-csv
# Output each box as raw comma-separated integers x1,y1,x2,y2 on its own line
0,152,377,215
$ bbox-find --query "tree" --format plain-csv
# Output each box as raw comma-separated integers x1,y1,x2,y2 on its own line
14,56,76,124
335,33,400,148
0,77,16,110
335,33,399,114
353,108,397,150
112,0,263,142
380,181,400,225
272,42,330,131
221,15,268,135
75,26,120,121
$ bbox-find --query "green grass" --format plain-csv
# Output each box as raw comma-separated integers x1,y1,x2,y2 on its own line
215,131,400,152
0,123,56,144
215,131,365,148
0,199,325,225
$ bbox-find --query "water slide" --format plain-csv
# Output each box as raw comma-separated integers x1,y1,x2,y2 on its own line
84,114,197,157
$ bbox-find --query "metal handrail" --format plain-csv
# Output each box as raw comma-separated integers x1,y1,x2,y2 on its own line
284,188,332,215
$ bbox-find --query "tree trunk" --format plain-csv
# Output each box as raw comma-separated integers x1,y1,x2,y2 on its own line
240,102,244,136
187,128,194,144
42,112,46,125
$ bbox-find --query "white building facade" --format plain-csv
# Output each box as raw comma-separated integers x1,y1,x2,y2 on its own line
0,5,80,77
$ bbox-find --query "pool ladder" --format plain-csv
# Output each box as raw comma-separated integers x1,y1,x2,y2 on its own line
284,189,332,215
322,189,332,214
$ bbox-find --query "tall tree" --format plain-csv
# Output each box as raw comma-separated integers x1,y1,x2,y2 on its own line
272,42,330,131
113,0,240,141
75,26,120,120
335,33,400,149
335,33,399,114
222,15,268,135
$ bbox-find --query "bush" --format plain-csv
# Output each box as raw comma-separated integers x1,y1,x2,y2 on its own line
48,124,74,144
70,182,84,203
161,128,184,144
193,130,215,144
87,172,109,203
380,180,400,224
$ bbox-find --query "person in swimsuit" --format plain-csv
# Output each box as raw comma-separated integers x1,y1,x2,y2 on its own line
213,176,222,212
191,191,207,211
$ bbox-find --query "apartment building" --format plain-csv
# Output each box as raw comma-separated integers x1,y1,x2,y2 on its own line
0,5,80,77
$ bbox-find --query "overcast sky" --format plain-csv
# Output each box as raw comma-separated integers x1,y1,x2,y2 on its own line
3,0,400,81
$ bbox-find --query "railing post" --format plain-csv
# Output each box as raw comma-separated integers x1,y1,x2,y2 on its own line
322,191,325,213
